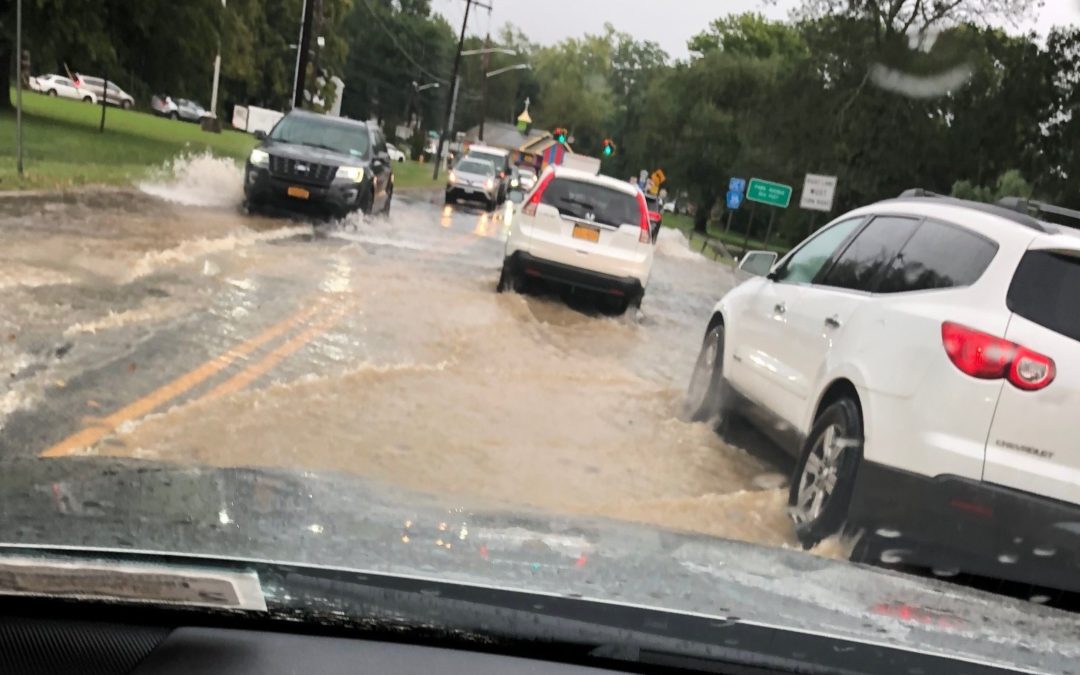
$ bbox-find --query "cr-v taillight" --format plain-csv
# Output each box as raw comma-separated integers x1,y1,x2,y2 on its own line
522,169,555,216
941,322,1055,390
636,191,651,244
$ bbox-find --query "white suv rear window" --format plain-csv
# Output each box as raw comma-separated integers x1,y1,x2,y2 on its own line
1008,250,1080,342
539,178,639,228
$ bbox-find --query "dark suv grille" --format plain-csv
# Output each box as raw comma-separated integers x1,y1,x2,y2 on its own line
269,155,336,185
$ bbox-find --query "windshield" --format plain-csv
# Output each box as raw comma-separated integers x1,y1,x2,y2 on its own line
468,151,505,168
7,0,1080,670
455,159,494,175
269,114,370,157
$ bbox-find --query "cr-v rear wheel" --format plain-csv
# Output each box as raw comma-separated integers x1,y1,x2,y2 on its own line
788,397,864,548
496,261,526,294
685,323,727,422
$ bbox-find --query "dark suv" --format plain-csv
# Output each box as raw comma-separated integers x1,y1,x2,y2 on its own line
243,110,394,217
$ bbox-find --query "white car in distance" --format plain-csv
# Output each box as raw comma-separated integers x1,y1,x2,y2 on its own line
686,194,1080,591
33,74,97,103
500,165,654,314
386,143,407,163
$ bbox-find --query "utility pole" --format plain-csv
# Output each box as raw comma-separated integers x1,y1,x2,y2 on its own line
15,0,23,176
478,33,490,142
100,75,109,133
291,0,315,109
433,0,492,180
211,0,226,117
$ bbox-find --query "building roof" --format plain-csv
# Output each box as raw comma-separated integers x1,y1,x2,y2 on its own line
463,121,547,151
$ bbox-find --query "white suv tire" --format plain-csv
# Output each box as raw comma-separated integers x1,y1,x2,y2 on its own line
788,397,864,548
685,324,729,423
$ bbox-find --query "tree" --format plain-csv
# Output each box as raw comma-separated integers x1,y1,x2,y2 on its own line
530,32,615,151
951,169,1034,202
0,0,121,110
338,0,454,132
797,0,1039,41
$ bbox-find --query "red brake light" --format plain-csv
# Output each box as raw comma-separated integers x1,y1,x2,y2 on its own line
523,169,555,217
941,322,1055,390
636,192,651,243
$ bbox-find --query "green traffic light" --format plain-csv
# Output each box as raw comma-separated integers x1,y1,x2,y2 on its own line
603,145,613,156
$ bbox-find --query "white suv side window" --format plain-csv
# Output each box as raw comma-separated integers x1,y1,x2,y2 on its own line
774,217,863,285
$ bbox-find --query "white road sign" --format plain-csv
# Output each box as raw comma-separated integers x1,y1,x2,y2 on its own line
799,174,838,212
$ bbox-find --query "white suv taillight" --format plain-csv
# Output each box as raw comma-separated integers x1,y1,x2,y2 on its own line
635,191,651,244
522,168,555,217
941,322,1055,391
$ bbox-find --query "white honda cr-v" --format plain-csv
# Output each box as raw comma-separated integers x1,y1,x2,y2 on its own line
686,194,1080,589
499,165,654,313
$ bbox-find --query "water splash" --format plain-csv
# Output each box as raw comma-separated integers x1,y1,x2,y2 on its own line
655,227,707,261
138,152,246,208
123,225,311,282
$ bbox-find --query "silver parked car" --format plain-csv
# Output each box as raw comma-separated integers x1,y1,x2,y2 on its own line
174,98,210,122
75,75,135,108
445,157,500,210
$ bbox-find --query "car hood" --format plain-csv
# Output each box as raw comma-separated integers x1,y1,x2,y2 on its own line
262,141,367,167
0,457,1076,671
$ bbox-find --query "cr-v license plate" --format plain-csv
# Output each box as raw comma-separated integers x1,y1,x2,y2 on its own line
572,224,600,242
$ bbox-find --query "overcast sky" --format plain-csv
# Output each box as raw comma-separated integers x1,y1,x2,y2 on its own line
430,0,1080,58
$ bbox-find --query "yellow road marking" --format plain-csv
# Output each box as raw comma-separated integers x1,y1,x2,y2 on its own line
201,303,351,402
39,301,328,458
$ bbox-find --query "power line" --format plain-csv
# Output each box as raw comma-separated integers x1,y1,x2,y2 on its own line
358,0,449,84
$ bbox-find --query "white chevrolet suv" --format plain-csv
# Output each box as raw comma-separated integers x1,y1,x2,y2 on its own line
499,165,654,313
686,194,1080,590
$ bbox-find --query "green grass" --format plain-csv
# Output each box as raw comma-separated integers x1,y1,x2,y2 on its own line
393,159,443,191
1,92,445,192
662,212,789,255
1,91,258,190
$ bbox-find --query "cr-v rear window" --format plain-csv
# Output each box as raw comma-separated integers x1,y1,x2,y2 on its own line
1007,250,1080,342
539,179,639,228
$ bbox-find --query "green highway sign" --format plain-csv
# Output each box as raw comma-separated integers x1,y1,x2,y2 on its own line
746,178,793,208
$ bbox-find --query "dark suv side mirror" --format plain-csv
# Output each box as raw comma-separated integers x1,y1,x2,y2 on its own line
254,130,267,141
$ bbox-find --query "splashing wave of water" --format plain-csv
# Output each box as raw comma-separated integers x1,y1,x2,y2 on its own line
138,152,246,208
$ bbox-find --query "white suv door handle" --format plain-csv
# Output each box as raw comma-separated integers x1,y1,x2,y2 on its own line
773,303,786,315
824,315,841,329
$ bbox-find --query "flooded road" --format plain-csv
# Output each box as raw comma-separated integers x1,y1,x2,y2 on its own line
0,160,799,550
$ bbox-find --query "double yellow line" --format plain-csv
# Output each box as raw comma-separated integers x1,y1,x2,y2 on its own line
40,298,351,458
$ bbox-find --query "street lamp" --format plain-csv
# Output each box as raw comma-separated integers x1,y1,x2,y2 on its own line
407,81,442,130
486,63,530,79
434,40,517,179
479,63,530,141
461,47,519,57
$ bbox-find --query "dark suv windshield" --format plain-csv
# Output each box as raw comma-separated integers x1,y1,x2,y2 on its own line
269,115,370,158
540,178,639,227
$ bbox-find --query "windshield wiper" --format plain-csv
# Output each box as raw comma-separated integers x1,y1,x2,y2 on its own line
298,142,345,154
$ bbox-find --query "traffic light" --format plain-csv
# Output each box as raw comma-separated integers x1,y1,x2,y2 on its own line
602,139,616,157
554,127,568,144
